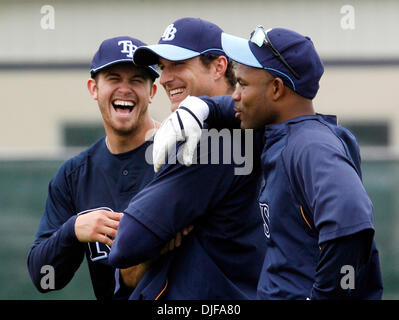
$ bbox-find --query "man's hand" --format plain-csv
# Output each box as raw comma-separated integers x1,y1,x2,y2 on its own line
160,225,194,255
74,210,123,247
153,96,209,172
120,260,152,288
120,225,194,288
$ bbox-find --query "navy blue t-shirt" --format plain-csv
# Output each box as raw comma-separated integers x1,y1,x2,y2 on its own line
108,128,267,299
27,137,155,300
200,95,383,300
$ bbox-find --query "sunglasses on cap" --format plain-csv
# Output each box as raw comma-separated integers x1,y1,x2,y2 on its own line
250,26,301,80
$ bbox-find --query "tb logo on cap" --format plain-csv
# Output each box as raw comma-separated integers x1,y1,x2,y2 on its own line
118,40,137,58
161,24,177,41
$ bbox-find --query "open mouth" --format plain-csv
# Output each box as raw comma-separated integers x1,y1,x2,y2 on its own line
112,100,135,114
169,87,185,99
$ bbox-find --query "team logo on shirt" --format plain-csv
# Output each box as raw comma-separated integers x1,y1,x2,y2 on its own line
88,242,111,262
259,202,270,238
77,207,113,262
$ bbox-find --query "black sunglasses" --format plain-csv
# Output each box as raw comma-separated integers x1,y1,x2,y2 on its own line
250,26,300,80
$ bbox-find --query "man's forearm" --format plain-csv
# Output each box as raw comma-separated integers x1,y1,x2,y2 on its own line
120,260,153,288
27,216,85,292
310,230,372,299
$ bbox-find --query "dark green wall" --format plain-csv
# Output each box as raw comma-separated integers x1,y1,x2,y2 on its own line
0,159,397,299
0,160,94,299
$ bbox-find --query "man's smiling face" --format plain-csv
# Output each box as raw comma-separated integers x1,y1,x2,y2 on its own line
158,57,214,111
90,62,156,136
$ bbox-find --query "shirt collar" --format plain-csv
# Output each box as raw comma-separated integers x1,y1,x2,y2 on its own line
264,113,337,137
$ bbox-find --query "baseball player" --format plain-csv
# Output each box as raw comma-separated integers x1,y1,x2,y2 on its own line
151,27,384,299
107,17,267,300
27,36,186,300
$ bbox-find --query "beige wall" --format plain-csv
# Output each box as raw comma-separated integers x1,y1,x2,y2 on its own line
1,0,399,61
314,66,399,158
1,66,399,156
0,69,170,156
1,0,399,157
315,67,399,145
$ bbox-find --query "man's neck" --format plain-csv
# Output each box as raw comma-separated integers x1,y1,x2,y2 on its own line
105,117,159,154
276,95,315,124
211,82,234,97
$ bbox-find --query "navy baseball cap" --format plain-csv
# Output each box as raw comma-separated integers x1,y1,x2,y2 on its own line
90,36,159,79
133,17,226,66
221,27,324,99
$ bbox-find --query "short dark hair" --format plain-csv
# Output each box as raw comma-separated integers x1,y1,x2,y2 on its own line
199,54,236,90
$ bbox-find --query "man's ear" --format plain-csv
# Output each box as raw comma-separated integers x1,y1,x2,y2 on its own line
87,78,98,100
148,83,157,104
271,77,285,101
212,55,228,81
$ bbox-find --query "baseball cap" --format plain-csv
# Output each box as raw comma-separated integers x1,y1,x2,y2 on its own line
221,27,324,99
90,36,159,79
133,17,226,66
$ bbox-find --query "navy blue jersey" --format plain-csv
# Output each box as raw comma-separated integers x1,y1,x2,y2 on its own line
27,137,155,300
257,114,382,299
200,95,383,299
108,128,267,299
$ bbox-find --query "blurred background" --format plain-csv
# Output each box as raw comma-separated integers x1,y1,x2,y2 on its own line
0,0,398,299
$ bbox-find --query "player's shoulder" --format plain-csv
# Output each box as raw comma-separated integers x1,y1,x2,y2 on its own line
284,115,361,165
200,94,234,108
57,137,105,178
286,115,343,150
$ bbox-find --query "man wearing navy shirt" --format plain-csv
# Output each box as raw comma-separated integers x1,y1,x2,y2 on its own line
27,36,163,300
152,27,383,299
108,18,267,300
